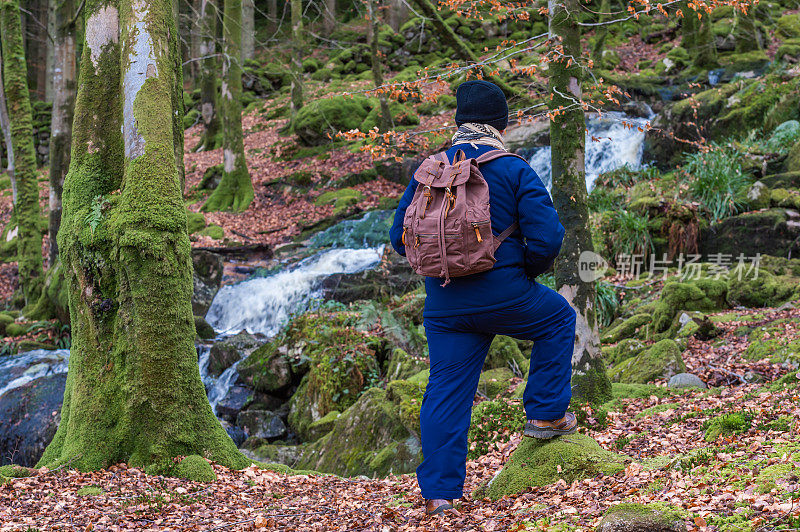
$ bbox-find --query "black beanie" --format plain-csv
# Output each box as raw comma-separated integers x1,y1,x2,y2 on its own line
454,80,509,131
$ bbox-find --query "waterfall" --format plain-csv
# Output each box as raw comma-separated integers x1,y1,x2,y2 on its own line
527,112,652,191
0,349,70,398
205,246,385,337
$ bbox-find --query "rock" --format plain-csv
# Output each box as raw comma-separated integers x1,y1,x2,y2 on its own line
504,120,550,151
208,331,262,377
241,442,305,465
194,316,215,340
238,341,300,395
597,503,686,532
602,338,647,366
294,387,423,477
374,156,425,186
293,95,372,146
651,279,727,333
701,209,800,258
484,335,527,372
236,410,287,441
601,313,652,343
385,348,426,381
306,410,341,442
477,368,516,398
215,385,253,423
192,250,224,316
320,247,418,304
219,419,247,447
0,374,65,467
482,434,629,500
609,339,686,384
727,269,800,308
668,373,707,389
746,181,770,210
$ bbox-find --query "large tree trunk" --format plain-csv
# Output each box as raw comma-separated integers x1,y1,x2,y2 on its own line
46,0,77,267
323,0,336,34
1,0,45,307
202,0,253,212
195,0,222,151
289,0,303,123
241,0,254,60
38,0,248,473
548,0,611,405
368,0,391,132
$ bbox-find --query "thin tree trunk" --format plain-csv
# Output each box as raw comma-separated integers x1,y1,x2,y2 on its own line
202,0,253,212
241,0,254,60
46,0,55,101
267,0,277,31
46,0,77,267
289,0,303,123
734,6,760,53
323,0,336,34
1,0,45,307
368,0,391,132
548,0,611,405
39,0,248,473
195,0,222,151
0,53,15,188
411,0,533,106
387,0,407,31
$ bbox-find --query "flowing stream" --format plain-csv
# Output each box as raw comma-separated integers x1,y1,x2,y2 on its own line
527,111,652,191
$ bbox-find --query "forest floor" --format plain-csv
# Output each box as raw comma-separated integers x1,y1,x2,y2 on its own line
2,305,798,531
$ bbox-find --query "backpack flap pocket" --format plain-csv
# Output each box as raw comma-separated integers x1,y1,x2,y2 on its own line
467,206,496,271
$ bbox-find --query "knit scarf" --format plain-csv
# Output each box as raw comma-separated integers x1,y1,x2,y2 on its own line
451,123,506,151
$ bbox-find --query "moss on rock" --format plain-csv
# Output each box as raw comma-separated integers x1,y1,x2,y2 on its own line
601,313,651,343
484,433,629,500
293,95,372,146
194,316,216,340
478,367,516,398
385,347,427,381
602,338,647,366
173,455,217,482
597,502,686,532
484,335,527,371
651,279,727,333
609,339,686,384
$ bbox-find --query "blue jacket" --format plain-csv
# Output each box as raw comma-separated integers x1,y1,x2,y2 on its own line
389,143,565,317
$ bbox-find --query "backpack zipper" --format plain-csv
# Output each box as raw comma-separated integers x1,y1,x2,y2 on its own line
471,221,489,243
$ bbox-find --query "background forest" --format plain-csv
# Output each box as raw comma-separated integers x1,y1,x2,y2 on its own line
1,0,800,529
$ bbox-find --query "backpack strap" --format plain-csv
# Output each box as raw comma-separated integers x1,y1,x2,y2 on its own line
475,149,529,165
493,222,519,252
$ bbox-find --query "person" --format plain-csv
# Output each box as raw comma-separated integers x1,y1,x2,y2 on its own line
389,80,578,516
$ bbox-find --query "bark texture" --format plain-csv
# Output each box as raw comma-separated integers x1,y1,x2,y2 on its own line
241,0,254,60
202,0,253,212
47,0,78,266
195,0,222,151
1,0,45,307
39,0,248,474
323,0,336,33
548,0,611,405
289,0,303,123
368,0,391,132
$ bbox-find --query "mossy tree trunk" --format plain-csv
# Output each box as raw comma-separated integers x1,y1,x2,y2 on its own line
241,0,254,60
195,0,222,152
47,0,78,267
0,52,14,181
202,0,253,212
368,0,391,132
548,0,612,405
39,0,248,473
1,0,45,307
289,0,304,123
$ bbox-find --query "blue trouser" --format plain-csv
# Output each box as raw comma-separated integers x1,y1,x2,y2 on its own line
417,282,577,500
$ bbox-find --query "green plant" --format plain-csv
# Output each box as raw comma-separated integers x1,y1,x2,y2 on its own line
609,210,654,260
85,195,109,234
596,281,619,327
684,143,751,223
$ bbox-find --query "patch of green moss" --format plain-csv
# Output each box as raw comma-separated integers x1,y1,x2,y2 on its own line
385,347,426,381
704,412,752,441
314,188,363,216
485,335,527,371
76,486,104,496
485,434,629,500
292,95,372,146
478,367,516,398
756,462,796,493
0,465,32,478
199,224,224,240
609,339,686,384
651,279,727,333
194,316,215,340
601,313,651,343
186,211,206,234
602,338,647,366
743,320,800,363
4,322,28,337
777,14,800,39
173,455,217,482
386,379,426,435
598,503,685,530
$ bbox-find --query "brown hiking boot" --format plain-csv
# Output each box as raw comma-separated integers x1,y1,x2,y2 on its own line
524,412,578,439
425,499,454,515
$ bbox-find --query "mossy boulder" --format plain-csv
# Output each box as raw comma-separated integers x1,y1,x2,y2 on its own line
5,322,28,337
597,503,686,532
484,335,527,372
292,95,372,146
314,188,364,216
478,368,516,398
777,14,800,39
609,339,686,384
727,268,800,308
744,319,800,365
194,316,215,340
700,209,800,258
602,338,647,366
601,314,652,343
173,455,217,482
483,434,629,500
187,211,206,234
207,331,262,377
651,279,727,333
385,347,427,381
361,100,419,131
0,464,33,479
295,387,423,477
284,312,384,441
199,224,224,240
306,410,341,442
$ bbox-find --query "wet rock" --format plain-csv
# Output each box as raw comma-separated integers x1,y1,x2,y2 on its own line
0,374,65,467
236,410,287,441
215,385,253,423
596,503,686,532
668,373,707,389
238,342,295,394
320,248,417,304
194,316,215,340
220,420,247,447
208,331,263,377
192,250,224,316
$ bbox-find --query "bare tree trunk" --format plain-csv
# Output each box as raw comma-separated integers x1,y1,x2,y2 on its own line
1,0,45,307
387,0,407,31
202,0,253,212
0,53,14,187
368,0,391,132
548,0,611,404
195,0,222,151
241,0,254,60
323,0,336,34
39,0,248,475
267,0,277,31
46,0,77,267
289,0,303,123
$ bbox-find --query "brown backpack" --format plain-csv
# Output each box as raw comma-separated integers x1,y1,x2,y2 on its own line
401,148,526,286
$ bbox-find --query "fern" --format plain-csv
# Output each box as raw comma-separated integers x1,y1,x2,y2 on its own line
85,195,109,234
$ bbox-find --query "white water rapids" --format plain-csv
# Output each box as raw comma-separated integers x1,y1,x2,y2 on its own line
528,111,652,191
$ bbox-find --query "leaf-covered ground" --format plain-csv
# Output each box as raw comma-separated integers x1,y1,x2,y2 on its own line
2,306,798,531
